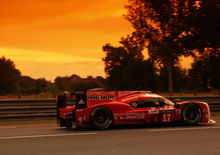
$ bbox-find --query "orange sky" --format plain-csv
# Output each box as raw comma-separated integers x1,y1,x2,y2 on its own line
0,0,133,81
0,0,191,81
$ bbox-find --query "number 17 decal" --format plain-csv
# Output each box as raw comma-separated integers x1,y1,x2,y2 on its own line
162,113,171,122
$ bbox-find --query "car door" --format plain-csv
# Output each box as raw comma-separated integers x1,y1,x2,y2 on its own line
129,98,175,123
128,98,161,123
157,97,176,123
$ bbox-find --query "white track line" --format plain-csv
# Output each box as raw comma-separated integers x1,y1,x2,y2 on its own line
0,132,97,140
149,126,220,132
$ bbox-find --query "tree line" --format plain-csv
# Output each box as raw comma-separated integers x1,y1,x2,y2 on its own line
0,56,105,96
0,50,219,97
102,0,220,94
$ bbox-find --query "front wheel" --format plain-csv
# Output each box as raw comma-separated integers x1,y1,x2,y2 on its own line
90,107,113,130
182,104,202,125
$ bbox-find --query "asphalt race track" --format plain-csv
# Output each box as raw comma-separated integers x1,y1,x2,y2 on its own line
0,117,220,155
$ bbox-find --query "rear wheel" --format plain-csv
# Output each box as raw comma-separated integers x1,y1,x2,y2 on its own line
182,104,202,125
59,119,66,127
65,120,73,129
90,107,113,130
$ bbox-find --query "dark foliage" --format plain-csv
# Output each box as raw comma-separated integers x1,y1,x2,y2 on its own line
125,0,220,93
103,40,156,91
157,65,188,92
0,57,21,95
54,74,105,92
189,48,220,92
19,76,52,95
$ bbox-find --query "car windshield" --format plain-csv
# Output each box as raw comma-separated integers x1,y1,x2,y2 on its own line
161,97,175,106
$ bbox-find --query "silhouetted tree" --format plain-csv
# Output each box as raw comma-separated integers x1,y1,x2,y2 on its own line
102,44,127,89
189,48,220,93
180,0,220,51
35,78,49,94
119,59,156,90
125,0,220,94
157,65,188,92
54,74,105,92
73,80,103,91
95,76,107,87
19,76,37,94
54,76,71,91
19,76,54,95
0,56,21,95
103,39,156,90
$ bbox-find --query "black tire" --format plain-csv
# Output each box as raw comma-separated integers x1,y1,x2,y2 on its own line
182,104,202,125
90,107,113,130
65,119,73,129
59,119,66,127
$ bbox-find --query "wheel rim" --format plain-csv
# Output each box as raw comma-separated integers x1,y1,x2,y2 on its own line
94,109,108,125
185,105,201,123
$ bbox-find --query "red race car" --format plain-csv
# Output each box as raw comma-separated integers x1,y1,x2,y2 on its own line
56,91,215,129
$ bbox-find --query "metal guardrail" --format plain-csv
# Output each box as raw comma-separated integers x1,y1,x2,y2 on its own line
0,99,74,119
0,97,219,120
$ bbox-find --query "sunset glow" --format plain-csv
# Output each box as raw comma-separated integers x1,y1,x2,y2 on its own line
0,0,192,81
0,0,132,80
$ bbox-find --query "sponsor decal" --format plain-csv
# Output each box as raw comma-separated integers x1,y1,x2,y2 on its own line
162,110,172,114
87,95,115,100
176,109,181,114
148,110,159,114
131,102,138,108
78,117,82,123
115,112,145,120
78,99,85,105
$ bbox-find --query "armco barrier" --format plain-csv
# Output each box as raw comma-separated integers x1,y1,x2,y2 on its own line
0,99,74,119
0,97,219,120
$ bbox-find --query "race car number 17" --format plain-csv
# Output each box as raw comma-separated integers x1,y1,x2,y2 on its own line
162,113,171,122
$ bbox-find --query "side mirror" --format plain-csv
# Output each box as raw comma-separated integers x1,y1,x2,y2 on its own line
173,99,181,108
